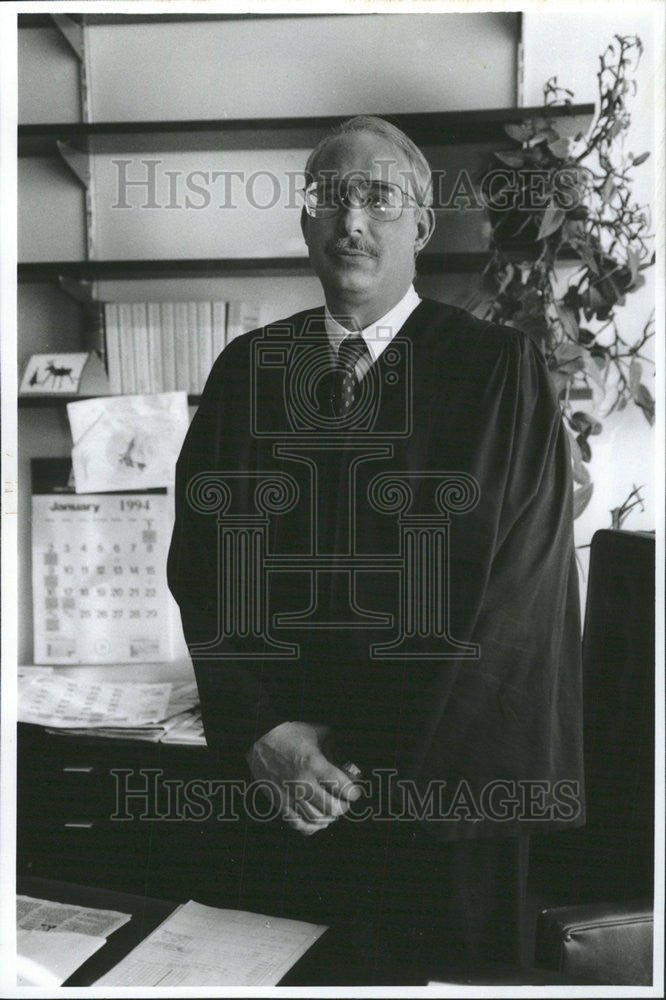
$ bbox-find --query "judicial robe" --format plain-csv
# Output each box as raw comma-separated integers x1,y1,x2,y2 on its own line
167,298,585,840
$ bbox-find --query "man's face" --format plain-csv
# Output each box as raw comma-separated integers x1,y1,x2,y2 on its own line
301,131,434,323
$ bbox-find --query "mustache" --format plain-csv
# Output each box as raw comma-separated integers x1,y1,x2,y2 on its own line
327,237,379,258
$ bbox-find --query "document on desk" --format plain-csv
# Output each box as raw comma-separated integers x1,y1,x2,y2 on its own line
17,896,131,986
17,930,106,986
94,900,327,987
18,673,172,728
17,895,131,937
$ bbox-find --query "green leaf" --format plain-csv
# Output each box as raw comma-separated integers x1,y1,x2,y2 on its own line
555,303,580,341
570,411,603,436
635,383,655,425
567,430,588,482
626,248,641,284
497,263,515,295
573,482,594,519
632,151,650,165
582,285,606,319
568,205,589,222
578,243,599,277
555,342,584,365
494,150,526,168
547,137,570,159
629,358,642,395
577,244,600,276
504,123,530,143
607,119,625,141
600,175,617,203
528,131,554,147
537,205,566,240
576,433,592,462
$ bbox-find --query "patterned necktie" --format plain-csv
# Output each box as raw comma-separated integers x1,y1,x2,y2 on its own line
332,334,371,417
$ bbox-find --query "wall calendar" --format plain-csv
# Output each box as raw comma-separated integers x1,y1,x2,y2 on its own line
31,459,177,665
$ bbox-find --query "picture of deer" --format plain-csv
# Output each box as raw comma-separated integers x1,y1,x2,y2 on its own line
40,361,75,389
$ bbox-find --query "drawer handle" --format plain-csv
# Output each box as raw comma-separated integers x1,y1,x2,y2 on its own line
63,821,95,829
62,766,95,774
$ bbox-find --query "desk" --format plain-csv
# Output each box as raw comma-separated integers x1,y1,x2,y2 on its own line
17,727,575,986
18,877,572,987
16,876,349,987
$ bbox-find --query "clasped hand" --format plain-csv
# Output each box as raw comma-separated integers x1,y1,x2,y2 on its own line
246,721,362,835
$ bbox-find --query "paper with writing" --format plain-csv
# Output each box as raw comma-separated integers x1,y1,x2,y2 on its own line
18,673,172,728
17,895,131,937
94,900,327,987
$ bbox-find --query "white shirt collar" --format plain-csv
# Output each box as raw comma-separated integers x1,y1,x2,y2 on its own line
324,285,421,366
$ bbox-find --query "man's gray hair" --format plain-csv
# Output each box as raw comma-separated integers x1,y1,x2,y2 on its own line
304,115,433,208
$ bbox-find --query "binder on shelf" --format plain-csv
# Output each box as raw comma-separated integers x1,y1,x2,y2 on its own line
211,300,227,361
117,303,136,394
160,302,177,392
83,301,107,361
227,301,261,345
103,303,122,394
131,302,152,395
147,302,164,393
42,298,260,402
173,302,190,393
186,302,199,394
196,301,213,392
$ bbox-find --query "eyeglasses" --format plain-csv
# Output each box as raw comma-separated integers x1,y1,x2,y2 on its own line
302,179,420,221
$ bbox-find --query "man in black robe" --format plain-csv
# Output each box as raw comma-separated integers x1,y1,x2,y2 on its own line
167,116,584,982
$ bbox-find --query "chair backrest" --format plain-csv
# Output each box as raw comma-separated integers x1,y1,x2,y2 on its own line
529,529,655,905
578,529,655,901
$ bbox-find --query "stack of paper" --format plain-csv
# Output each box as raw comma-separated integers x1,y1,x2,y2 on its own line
161,706,206,745
95,900,326,987
17,896,131,987
18,673,204,744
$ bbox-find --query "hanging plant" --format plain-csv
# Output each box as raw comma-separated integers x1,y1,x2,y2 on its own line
481,35,655,518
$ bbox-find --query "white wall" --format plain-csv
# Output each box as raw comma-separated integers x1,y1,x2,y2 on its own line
522,6,659,584
85,14,518,121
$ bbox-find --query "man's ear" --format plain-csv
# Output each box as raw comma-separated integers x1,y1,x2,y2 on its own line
414,206,435,255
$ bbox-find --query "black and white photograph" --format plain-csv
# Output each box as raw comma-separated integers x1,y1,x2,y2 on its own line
1,1,663,994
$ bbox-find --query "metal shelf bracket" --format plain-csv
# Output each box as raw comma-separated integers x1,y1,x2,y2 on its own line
56,140,90,188
50,14,85,62
57,275,96,303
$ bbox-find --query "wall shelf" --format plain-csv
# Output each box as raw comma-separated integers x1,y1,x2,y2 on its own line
18,104,596,156
17,253,488,282
18,393,203,409
18,248,580,284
